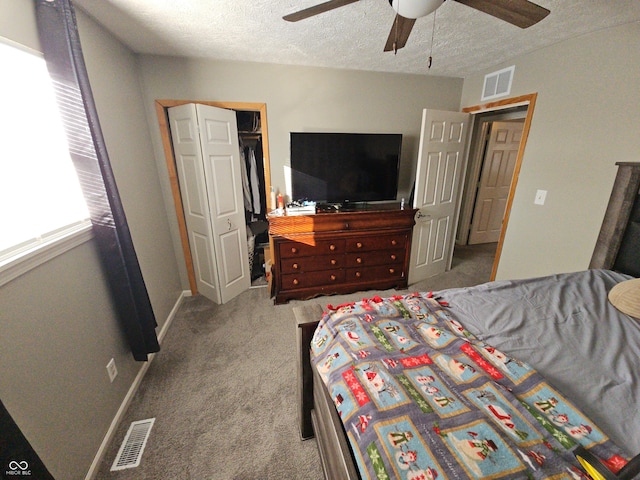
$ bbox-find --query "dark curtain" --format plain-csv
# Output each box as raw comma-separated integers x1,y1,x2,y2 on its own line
34,0,160,361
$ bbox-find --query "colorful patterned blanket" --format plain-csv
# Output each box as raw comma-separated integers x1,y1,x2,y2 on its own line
310,292,629,480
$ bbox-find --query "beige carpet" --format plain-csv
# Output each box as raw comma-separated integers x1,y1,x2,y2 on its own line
94,243,496,480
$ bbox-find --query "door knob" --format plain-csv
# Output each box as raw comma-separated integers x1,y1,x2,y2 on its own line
227,219,232,231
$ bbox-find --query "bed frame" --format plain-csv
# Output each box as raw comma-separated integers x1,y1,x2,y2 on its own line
295,303,360,479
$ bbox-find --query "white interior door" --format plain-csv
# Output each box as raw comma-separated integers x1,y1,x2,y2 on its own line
468,120,523,245
409,109,470,284
169,103,250,304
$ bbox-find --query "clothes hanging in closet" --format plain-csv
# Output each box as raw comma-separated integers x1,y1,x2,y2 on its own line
239,137,252,212
239,136,266,221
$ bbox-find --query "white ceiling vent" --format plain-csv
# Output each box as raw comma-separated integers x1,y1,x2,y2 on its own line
111,418,156,471
482,66,515,101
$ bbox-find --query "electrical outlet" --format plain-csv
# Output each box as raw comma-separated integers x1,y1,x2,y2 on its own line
534,189,547,205
106,358,118,382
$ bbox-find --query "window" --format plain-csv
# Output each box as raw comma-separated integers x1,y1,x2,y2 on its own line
0,39,91,284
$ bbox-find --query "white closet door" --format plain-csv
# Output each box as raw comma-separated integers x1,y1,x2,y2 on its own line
409,109,470,284
169,103,250,304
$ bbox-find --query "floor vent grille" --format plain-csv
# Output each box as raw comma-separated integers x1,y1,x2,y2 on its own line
110,418,155,471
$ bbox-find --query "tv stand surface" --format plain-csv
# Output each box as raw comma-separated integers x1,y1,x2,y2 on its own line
268,204,417,304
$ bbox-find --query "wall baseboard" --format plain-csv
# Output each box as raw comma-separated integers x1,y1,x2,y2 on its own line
84,290,191,480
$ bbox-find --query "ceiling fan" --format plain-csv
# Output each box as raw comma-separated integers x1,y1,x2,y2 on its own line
283,0,550,53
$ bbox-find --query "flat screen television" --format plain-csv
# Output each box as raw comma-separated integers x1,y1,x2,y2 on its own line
289,132,401,205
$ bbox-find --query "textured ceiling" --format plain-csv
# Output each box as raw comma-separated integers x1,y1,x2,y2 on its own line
74,0,640,78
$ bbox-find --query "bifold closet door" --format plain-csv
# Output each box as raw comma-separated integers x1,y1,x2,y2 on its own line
168,103,250,304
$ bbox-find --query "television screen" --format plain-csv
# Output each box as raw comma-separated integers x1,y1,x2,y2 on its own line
290,132,401,204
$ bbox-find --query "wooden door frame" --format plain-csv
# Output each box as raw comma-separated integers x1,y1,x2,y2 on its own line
462,93,538,281
155,100,272,295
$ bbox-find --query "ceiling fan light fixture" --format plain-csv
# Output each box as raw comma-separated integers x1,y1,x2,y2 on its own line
391,0,444,19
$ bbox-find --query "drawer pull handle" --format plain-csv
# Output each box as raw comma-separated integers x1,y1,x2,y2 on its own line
329,244,336,251
292,263,299,270
330,274,336,281
355,272,361,278
356,242,363,248
291,247,298,254
292,278,299,285
390,254,397,261
391,239,397,246
389,268,395,274
356,257,362,264
330,259,337,265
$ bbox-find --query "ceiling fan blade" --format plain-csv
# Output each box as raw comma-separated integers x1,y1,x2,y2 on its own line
454,0,550,28
384,15,417,52
283,0,359,22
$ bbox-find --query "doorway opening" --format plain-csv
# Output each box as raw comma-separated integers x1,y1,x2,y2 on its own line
155,100,272,295
458,107,527,246
458,93,538,280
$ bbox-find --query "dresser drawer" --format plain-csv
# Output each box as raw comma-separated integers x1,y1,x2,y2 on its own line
281,270,346,289
345,249,405,268
281,254,345,274
346,234,408,252
278,239,345,258
346,264,405,282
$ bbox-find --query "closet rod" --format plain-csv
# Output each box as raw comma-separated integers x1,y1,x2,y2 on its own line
240,133,261,140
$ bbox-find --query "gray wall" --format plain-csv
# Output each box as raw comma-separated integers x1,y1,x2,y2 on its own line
138,56,463,287
0,2,183,479
461,22,640,280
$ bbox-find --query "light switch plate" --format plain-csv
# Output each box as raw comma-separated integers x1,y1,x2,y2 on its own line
534,189,547,205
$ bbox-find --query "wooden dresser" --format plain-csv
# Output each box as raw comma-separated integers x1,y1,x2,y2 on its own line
268,204,417,304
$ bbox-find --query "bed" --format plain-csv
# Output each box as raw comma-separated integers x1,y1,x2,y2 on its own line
295,269,640,479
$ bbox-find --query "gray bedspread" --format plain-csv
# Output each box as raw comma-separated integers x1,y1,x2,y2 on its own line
440,269,640,456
